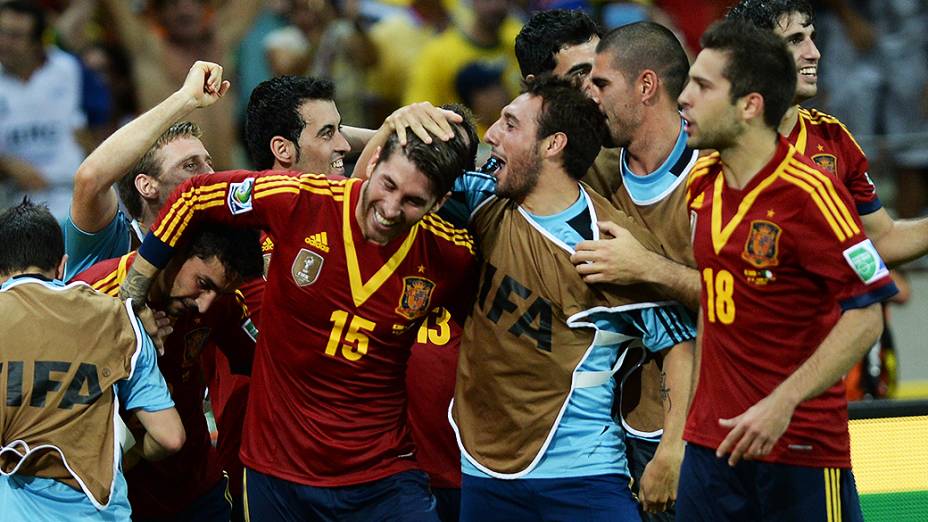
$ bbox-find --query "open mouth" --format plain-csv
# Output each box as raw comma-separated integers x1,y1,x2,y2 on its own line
330,157,344,172
481,155,506,175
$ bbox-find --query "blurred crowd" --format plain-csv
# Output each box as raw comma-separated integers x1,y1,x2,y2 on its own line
0,0,926,222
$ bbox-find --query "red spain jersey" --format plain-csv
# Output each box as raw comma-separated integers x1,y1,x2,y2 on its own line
786,107,881,215
407,307,465,489
73,252,255,516
139,171,478,486
684,139,897,468
200,234,271,497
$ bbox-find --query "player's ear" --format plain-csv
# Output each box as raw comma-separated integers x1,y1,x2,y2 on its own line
55,254,68,280
543,132,567,158
365,146,382,181
270,135,296,168
431,191,451,213
740,92,765,123
135,173,158,201
639,69,659,103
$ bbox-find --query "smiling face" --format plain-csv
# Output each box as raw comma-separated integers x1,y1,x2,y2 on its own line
483,93,543,202
356,152,443,245
772,11,820,104
153,137,214,208
292,99,350,176
163,255,237,317
677,49,745,151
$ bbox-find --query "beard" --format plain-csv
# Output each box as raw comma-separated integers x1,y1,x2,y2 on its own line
496,146,542,203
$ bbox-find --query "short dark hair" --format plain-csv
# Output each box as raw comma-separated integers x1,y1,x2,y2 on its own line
523,74,607,180
440,103,479,172
0,1,47,43
376,119,475,198
726,0,815,31
117,121,203,219
700,20,796,128
596,22,690,100
0,199,63,276
515,9,600,78
186,225,263,282
245,76,336,169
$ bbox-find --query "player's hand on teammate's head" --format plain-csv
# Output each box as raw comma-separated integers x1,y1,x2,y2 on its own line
180,61,231,109
385,102,462,146
137,307,173,356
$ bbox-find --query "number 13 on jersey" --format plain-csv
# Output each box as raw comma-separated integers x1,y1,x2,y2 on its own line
702,268,735,324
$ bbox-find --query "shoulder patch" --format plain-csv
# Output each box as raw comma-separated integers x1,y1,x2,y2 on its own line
842,239,889,285
228,178,256,214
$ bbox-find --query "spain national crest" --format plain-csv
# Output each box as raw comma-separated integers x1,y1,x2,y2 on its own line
396,276,435,320
811,153,837,173
741,220,781,268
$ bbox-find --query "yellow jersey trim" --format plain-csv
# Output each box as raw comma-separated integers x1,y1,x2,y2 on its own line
341,178,419,308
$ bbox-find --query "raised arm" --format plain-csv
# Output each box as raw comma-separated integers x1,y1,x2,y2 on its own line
120,168,301,306
99,0,160,60
71,61,230,233
214,0,265,55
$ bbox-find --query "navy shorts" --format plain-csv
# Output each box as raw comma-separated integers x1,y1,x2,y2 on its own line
677,443,864,521
243,467,438,522
626,436,674,522
432,487,460,522
460,473,640,522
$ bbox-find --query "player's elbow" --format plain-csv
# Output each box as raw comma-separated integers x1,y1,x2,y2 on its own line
156,420,186,455
848,302,884,348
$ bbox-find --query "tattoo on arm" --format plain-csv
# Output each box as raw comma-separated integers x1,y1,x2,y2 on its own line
119,267,152,309
660,370,672,412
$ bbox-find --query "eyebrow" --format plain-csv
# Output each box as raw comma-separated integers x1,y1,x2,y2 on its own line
171,153,210,169
566,62,592,76
316,124,337,137
503,110,519,125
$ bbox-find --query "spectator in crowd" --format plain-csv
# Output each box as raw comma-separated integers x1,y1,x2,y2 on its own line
367,0,451,120
454,61,509,144
283,0,377,128
0,0,89,219
817,0,928,219
404,0,523,107
100,0,262,169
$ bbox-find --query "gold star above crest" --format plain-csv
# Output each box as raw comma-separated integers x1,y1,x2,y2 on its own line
817,144,824,152
418,265,426,273
767,209,776,218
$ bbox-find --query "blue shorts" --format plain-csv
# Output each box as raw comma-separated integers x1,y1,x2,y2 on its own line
243,467,438,522
432,487,460,522
677,443,864,522
460,473,640,522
